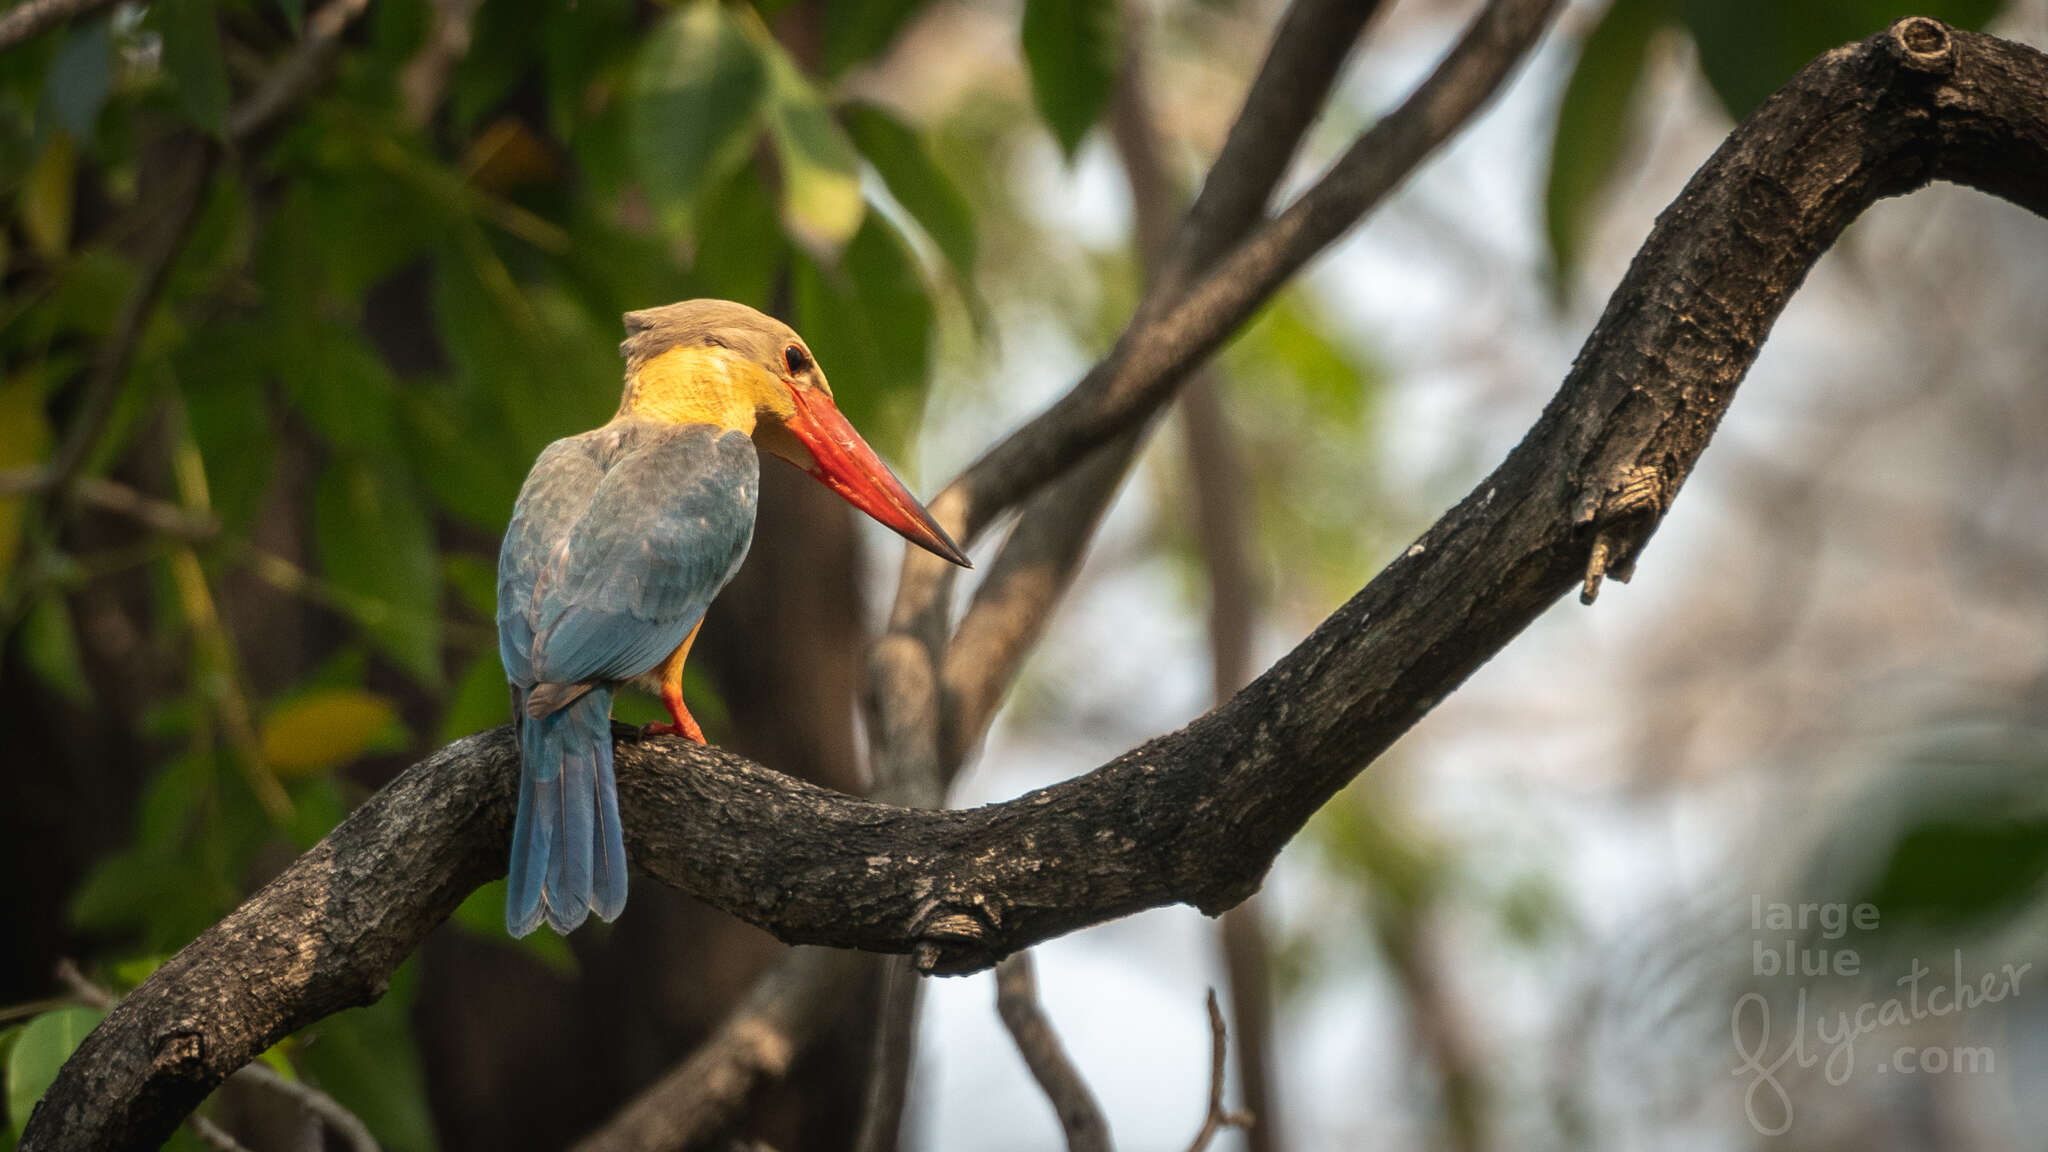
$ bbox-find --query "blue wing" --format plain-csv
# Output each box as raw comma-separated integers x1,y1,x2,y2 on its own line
498,420,759,691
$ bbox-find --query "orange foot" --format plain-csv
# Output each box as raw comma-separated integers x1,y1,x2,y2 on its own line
642,682,706,744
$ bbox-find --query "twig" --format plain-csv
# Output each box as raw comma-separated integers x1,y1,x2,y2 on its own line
232,1062,380,1152
227,0,377,140
186,1115,256,1152
0,0,117,55
996,954,1113,1152
1183,990,1254,1152
26,19,2048,1152
41,155,212,520
0,469,221,540
1218,899,1280,1152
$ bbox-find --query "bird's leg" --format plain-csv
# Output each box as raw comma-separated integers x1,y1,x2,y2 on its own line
642,620,707,744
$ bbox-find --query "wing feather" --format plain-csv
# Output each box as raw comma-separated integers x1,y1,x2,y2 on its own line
498,421,758,691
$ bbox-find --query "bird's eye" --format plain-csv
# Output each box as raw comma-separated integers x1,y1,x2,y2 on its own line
784,344,810,375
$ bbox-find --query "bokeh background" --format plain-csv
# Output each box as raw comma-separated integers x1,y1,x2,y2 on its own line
5,0,2048,1148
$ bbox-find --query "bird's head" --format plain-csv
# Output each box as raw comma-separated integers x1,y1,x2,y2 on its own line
618,299,970,568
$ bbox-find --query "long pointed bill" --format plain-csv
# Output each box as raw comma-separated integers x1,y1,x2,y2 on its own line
781,387,971,568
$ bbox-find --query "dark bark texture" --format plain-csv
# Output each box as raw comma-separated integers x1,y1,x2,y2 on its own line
22,18,2048,1151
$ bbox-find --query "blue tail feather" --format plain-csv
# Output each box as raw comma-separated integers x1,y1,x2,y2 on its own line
507,686,628,936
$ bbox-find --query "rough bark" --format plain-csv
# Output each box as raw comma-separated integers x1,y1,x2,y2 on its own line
23,18,2048,1152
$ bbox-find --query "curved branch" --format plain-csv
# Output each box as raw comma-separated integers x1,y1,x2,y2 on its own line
0,0,115,54
996,953,1113,1152
25,19,2048,1152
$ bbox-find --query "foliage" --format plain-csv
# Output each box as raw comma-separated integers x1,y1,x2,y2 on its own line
0,0,1035,1141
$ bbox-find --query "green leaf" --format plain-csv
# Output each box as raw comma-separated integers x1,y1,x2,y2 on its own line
314,459,443,686
6,1008,105,1138
1544,0,1666,287
629,0,768,237
395,387,525,531
842,102,978,286
442,554,499,620
17,133,76,261
284,327,400,455
1021,0,1117,159
19,597,88,705
281,773,352,847
1860,813,2048,930
822,0,927,75
259,689,407,777
157,0,231,135
40,19,111,141
539,0,636,137
275,0,304,38
792,215,933,457
451,0,543,129
110,956,166,991
440,652,510,744
1677,0,2005,121
177,321,275,534
689,163,786,307
753,28,865,253
0,366,53,594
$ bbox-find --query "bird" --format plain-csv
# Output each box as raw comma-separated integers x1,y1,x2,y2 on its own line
495,299,970,937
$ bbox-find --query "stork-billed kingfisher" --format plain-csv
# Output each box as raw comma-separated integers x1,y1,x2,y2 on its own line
496,299,969,936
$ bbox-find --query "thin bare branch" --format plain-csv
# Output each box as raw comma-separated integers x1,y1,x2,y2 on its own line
1183,990,1254,1152
996,953,1113,1152
227,0,378,140
0,0,115,54
1156,0,1390,300
571,947,867,1152
40,156,212,521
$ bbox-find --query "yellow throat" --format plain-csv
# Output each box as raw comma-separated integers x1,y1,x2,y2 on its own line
617,346,795,434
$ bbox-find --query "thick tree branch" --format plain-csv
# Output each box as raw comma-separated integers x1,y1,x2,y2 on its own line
27,18,2048,1152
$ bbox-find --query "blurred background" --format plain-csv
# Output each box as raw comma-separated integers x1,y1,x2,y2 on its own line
5,0,2048,1148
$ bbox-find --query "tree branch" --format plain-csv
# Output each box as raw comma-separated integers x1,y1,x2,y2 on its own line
938,0,1559,546
568,946,866,1152
995,953,1112,1152
1182,990,1253,1152
26,18,2048,1152
0,0,115,55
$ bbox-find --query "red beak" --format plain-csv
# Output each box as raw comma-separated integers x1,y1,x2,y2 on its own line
781,386,971,568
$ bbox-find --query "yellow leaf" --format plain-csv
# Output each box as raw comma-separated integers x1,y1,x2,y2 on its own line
20,133,77,260
259,689,403,777
0,367,53,593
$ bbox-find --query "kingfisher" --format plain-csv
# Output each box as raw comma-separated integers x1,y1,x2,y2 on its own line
495,299,969,936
